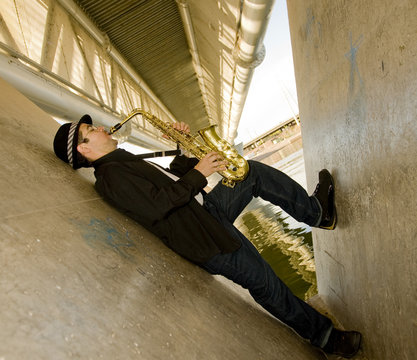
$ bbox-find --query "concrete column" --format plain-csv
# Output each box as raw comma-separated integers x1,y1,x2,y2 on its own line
287,1,417,358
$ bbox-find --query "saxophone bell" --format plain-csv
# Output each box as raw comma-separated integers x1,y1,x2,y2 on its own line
198,125,249,187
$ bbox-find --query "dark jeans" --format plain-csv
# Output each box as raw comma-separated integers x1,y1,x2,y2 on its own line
201,161,332,347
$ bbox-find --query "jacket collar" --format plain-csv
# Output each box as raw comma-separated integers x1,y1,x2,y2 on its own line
92,148,137,169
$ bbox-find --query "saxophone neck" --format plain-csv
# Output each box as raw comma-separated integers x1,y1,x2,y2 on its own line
110,109,156,134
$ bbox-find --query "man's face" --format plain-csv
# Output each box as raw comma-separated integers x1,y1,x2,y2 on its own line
78,123,118,159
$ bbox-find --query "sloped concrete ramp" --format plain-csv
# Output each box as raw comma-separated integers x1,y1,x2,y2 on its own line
0,76,326,359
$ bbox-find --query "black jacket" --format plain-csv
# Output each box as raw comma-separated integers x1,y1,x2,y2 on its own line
93,149,240,264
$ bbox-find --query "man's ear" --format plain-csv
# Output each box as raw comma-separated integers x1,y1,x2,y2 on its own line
77,143,91,157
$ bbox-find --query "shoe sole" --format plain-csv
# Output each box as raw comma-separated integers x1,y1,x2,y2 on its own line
333,332,362,358
319,171,337,230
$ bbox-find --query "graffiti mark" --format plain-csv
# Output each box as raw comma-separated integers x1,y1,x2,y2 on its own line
71,217,136,259
344,32,367,132
345,33,364,94
305,8,316,38
304,8,322,49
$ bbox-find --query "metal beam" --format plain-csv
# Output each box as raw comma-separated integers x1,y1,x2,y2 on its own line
0,51,170,150
56,0,177,123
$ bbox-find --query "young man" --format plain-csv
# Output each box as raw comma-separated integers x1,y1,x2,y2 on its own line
54,115,362,358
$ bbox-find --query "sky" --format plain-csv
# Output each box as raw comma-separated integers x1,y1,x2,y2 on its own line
235,0,298,145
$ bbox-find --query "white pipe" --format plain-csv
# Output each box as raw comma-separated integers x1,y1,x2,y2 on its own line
0,53,170,150
226,0,275,142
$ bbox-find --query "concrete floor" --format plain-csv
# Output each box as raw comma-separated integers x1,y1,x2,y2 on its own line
0,76,333,359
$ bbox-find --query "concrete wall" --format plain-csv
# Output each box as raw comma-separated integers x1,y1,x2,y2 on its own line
287,1,417,359
0,75,328,359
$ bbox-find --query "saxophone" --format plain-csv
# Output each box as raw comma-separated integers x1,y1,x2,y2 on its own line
109,108,249,188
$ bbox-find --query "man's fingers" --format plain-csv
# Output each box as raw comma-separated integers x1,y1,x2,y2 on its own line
217,161,227,170
172,122,190,133
163,121,190,139
207,153,227,170
206,152,224,160
194,152,228,177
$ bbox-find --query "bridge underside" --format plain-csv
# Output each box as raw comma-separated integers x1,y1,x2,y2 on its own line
0,0,273,146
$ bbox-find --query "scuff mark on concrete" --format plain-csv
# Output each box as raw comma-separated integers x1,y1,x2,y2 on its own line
71,217,136,260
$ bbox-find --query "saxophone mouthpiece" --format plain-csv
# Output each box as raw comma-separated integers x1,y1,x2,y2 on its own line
109,122,122,134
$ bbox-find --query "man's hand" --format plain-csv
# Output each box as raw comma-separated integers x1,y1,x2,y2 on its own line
194,152,227,178
162,122,190,140
172,122,190,134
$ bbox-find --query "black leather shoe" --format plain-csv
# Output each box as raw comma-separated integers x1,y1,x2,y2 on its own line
322,329,362,358
312,169,337,230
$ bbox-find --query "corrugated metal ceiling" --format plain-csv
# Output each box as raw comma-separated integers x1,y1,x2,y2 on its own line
74,0,208,128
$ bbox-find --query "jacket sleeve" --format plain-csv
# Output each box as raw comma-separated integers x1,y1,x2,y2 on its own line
168,155,200,177
96,162,207,223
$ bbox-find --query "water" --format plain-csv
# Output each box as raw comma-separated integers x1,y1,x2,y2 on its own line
234,149,317,300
